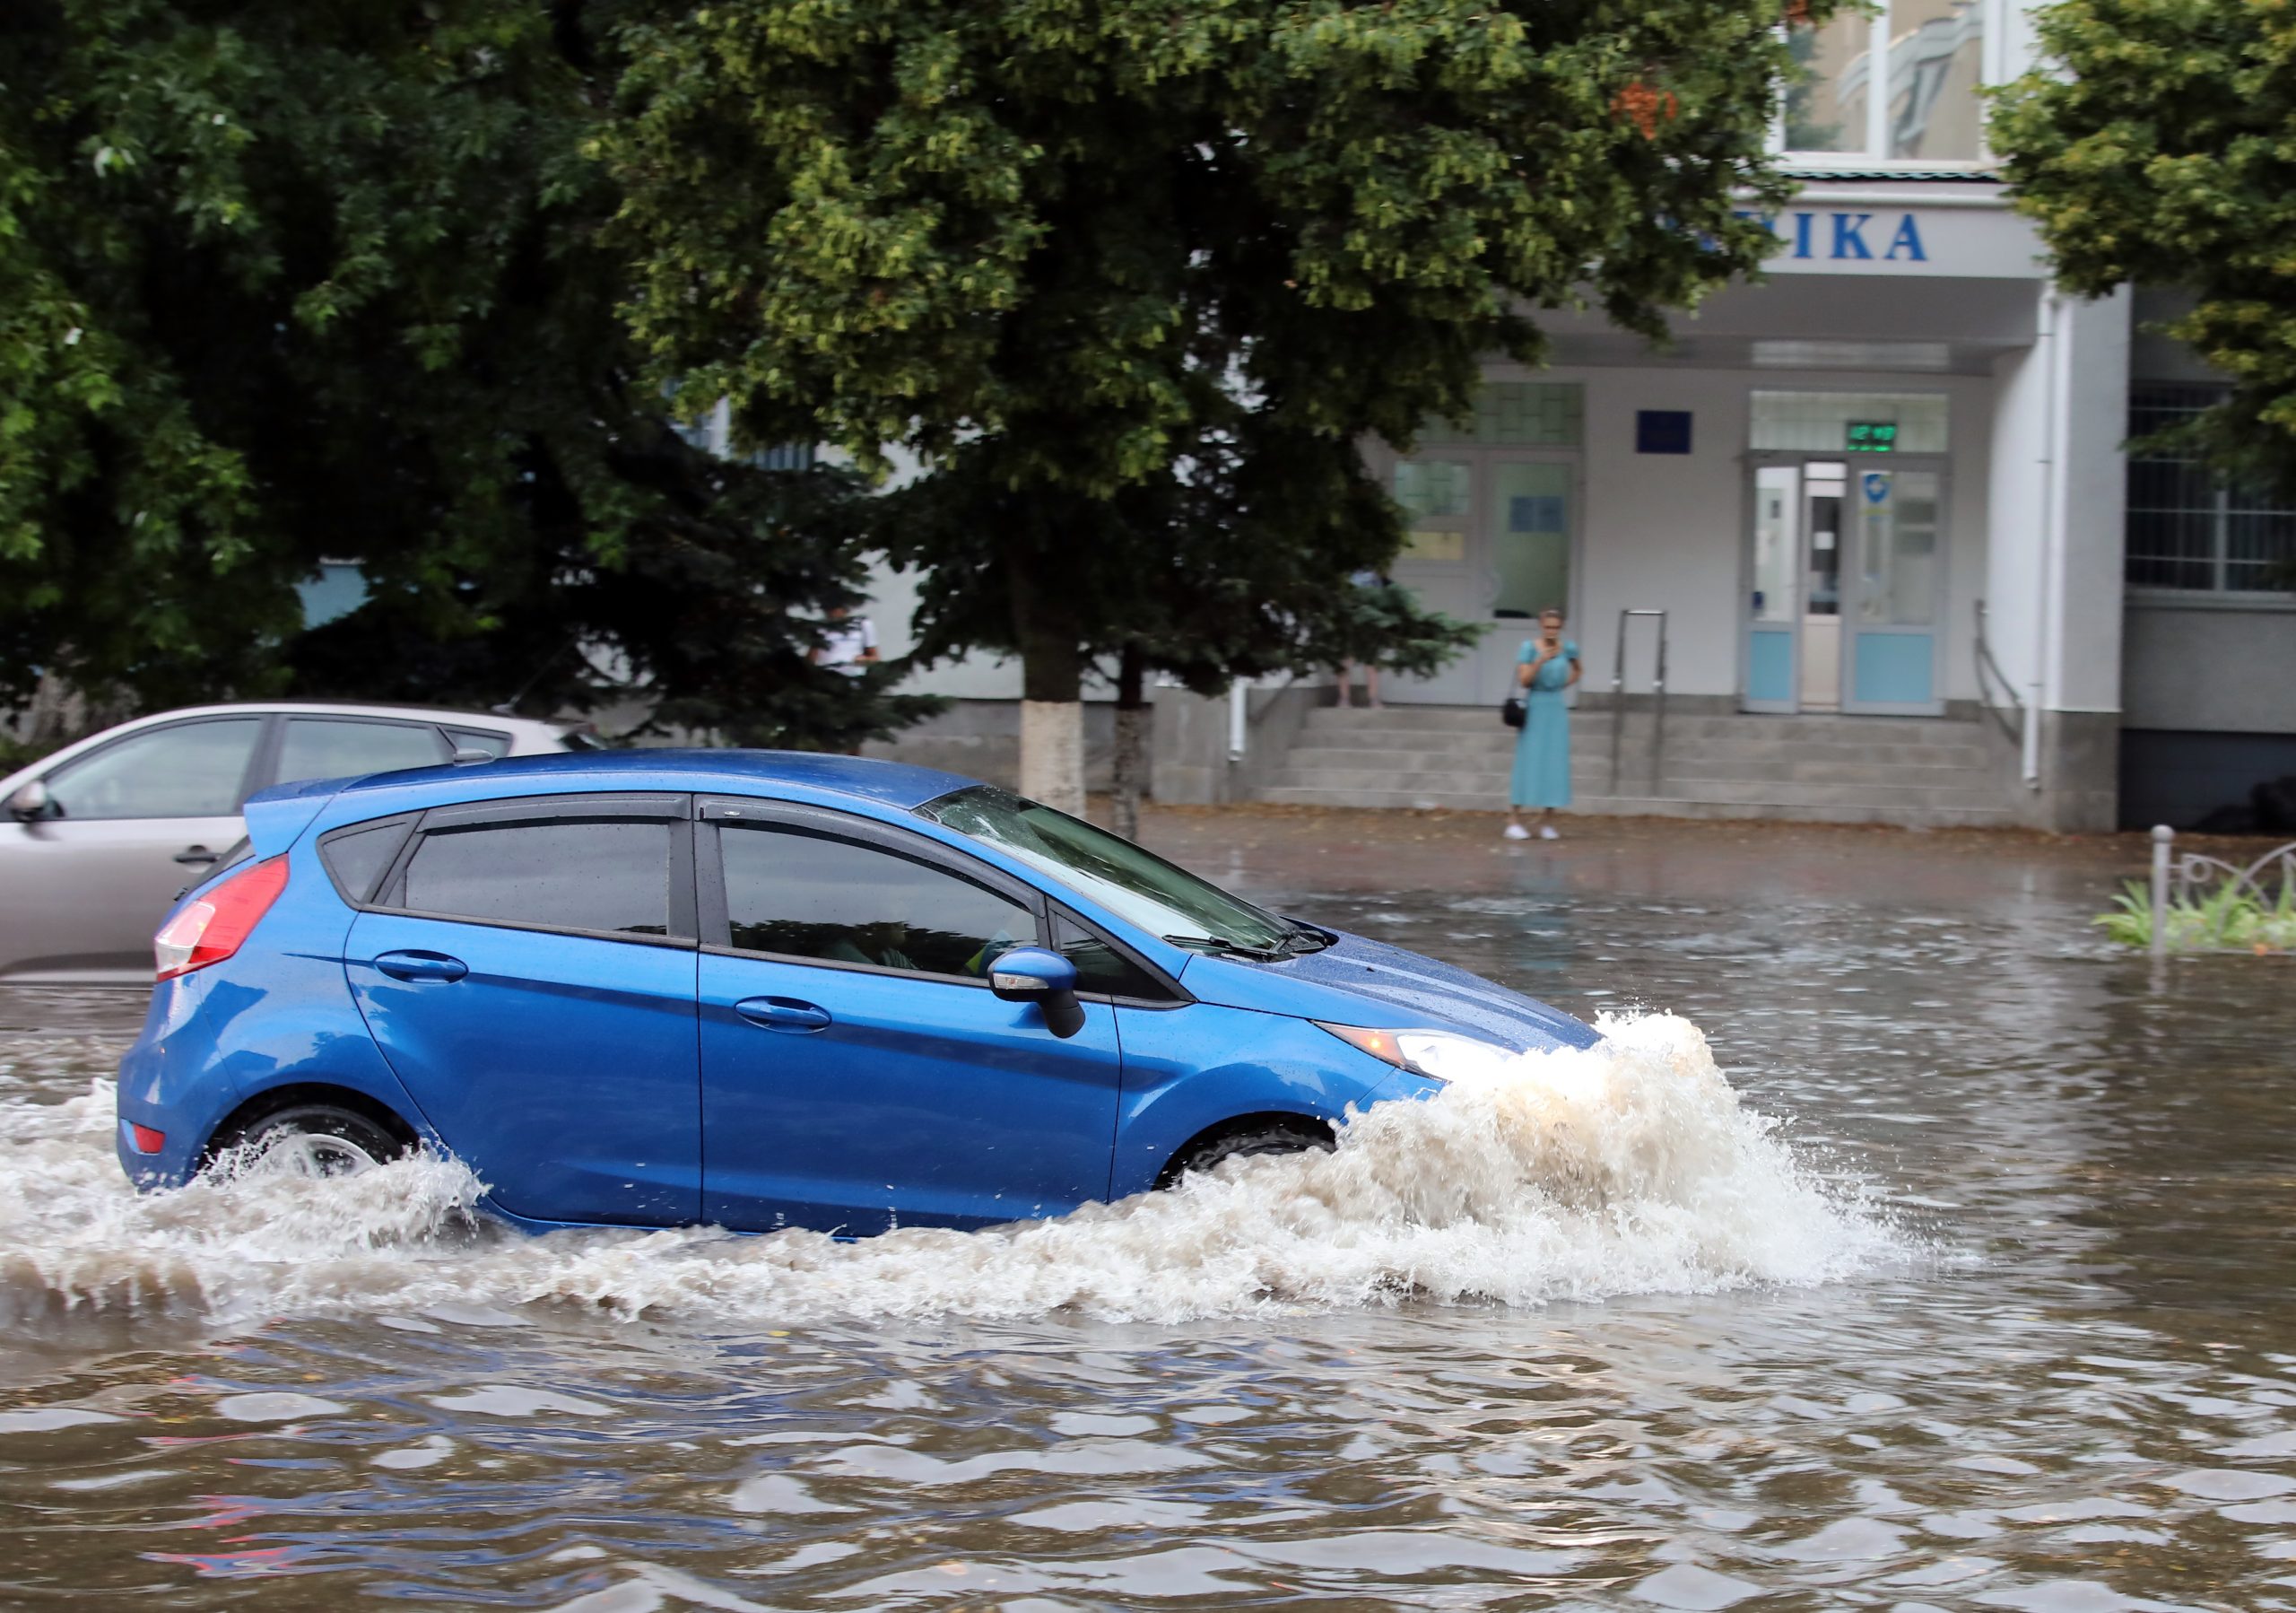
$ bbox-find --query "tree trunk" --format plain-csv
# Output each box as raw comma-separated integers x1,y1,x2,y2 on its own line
1111,644,1149,841
1010,543,1087,814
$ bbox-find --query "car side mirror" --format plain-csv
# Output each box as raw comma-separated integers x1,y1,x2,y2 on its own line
989,946,1085,1039
6,779,50,821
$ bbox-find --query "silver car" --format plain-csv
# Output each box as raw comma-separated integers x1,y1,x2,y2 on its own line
0,702,591,983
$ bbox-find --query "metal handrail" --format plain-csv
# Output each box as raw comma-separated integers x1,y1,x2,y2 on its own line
1609,609,1669,796
2149,825,2296,958
1973,598,2024,745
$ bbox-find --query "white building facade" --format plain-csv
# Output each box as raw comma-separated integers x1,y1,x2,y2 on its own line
869,0,2296,833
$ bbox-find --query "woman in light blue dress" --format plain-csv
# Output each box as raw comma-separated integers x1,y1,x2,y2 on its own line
1506,608,1580,841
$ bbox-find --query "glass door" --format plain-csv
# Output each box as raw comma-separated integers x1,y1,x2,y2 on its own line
1841,465,1945,714
1744,458,1848,712
1383,453,1481,704
1801,462,1847,711
1745,466,1801,712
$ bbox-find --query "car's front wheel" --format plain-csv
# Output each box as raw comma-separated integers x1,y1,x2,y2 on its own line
222,1103,406,1180
1161,1120,1335,1189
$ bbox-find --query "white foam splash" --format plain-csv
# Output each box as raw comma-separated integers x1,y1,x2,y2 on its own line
0,1015,1901,1328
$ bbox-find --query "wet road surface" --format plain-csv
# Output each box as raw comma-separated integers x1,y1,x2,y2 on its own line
3,809,2293,1610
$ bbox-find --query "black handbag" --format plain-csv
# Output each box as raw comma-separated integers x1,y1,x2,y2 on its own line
1500,695,1526,729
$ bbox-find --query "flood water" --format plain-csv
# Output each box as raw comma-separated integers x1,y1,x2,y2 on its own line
3,812,2292,1610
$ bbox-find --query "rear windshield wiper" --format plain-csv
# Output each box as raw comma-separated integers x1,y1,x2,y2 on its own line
1162,934,1289,963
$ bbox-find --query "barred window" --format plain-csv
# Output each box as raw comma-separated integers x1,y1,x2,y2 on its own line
2126,386,2296,596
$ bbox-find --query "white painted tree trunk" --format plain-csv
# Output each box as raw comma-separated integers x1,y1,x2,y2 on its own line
1019,700,1086,814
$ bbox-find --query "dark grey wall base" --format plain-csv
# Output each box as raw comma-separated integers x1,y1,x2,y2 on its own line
2008,711,2119,833
2119,728,2296,833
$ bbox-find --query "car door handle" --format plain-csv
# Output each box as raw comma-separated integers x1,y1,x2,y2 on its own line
372,949,469,983
173,845,219,866
735,996,831,1033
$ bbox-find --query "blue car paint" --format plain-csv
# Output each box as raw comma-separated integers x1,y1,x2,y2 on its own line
1102,1001,1405,1199
116,751,1597,1233
698,955,1125,1233
345,910,704,1225
1182,934,1601,1053
242,776,352,856
116,841,444,1189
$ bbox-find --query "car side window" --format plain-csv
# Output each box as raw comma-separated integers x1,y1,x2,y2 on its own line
276,718,449,784
396,818,670,937
319,819,412,904
1053,912,1172,1002
719,823,1035,981
43,719,265,820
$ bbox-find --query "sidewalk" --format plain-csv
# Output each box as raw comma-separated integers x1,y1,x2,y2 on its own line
1127,799,2150,903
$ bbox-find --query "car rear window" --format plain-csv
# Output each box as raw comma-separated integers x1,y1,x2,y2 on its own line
398,820,670,937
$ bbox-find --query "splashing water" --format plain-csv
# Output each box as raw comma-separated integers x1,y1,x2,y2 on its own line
0,1015,1900,1330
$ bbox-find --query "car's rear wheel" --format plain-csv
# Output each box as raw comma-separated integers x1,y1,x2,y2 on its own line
1161,1120,1335,1188
225,1103,405,1180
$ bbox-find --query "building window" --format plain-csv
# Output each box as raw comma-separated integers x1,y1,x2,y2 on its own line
1750,391,1949,454
2126,385,2296,596
1416,382,1583,449
751,442,817,472
1786,1,1988,163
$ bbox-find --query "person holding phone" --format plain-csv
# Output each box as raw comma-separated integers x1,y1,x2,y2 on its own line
1505,606,1579,841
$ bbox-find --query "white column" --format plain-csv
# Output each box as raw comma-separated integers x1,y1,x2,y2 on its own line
2048,287,2131,715
1986,313,2049,743
1985,281,2130,824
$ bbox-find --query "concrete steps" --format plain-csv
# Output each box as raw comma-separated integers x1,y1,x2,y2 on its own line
1254,705,2018,826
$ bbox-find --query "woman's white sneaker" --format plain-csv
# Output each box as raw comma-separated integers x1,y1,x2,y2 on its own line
1538,824,1560,840
1502,823,1530,841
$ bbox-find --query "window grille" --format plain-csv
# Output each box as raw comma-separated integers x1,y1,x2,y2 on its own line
2126,386,2296,596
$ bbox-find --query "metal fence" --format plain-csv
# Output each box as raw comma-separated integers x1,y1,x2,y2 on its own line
2147,825,2296,959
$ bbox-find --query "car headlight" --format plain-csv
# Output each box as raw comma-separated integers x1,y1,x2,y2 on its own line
1314,1023,1522,1086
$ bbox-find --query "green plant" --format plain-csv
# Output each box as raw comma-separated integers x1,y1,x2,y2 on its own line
2095,878,2296,953
1995,0,2296,499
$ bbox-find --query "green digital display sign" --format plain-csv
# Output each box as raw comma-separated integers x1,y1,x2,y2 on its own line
1846,420,1898,453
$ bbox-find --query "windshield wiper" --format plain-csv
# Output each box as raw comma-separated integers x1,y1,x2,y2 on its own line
1278,918,1335,955
1162,934,1290,963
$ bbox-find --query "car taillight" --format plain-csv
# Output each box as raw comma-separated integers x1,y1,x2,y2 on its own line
129,1123,166,1154
154,856,290,981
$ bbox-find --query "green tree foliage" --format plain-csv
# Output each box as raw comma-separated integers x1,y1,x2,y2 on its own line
1995,0,2296,493
0,0,924,750
600,0,1831,802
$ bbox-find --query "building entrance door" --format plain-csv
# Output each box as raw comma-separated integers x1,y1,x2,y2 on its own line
1743,458,1944,715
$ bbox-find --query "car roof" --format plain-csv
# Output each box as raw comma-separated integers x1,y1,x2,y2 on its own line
321,748,981,814
110,700,569,732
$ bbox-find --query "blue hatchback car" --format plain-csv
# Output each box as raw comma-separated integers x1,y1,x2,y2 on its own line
116,752,1596,1233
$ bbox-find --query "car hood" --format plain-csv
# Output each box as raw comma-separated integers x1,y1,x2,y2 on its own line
1177,930,1599,1053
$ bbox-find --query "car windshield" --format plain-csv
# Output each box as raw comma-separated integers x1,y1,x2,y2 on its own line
918,786,1293,955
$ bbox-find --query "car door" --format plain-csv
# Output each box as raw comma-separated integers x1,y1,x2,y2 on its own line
696,799,1125,1234
341,792,701,1226
3,715,268,981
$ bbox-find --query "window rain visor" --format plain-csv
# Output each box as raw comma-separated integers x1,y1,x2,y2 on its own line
918,786,1291,955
